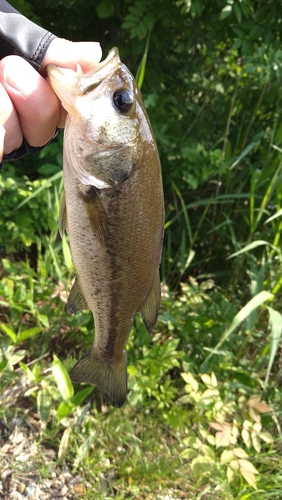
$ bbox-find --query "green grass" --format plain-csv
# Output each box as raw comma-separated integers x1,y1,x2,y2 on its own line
1,95,282,498
1,269,282,498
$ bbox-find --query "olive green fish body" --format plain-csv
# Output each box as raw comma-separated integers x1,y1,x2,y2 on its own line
47,48,164,407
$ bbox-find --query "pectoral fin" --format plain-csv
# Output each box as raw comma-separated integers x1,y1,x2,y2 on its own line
140,271,161,335
58,191,67,237
79,185,108,245
67,276,88,314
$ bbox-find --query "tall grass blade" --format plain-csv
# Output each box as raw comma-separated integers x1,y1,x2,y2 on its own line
265,306,282,387
264,208,282,224
16,170,63,210
254,160,282,230
227,240,279,259
201,291,273,370
246,256,266,331
172,181,192,245
47,239,64,284
229,141,259,170
62,235,73,270
136,31,151,89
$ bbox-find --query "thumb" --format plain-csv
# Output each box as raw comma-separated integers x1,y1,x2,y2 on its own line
41,38,102,75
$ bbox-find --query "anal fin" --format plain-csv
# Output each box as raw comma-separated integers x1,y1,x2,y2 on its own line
140,270,161,335
67,276,88,314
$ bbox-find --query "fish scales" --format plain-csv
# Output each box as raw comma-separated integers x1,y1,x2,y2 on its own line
47,48,164,407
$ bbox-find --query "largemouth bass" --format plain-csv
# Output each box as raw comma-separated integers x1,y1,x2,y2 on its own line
47,48,164,407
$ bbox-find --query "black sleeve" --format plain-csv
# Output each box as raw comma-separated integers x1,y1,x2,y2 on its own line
0,0,56,73
0,1,57,166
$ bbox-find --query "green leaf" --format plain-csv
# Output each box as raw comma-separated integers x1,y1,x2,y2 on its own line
259,431,274,444
58,426,72,459
234,3,242,23
13,285,27,303
74,434,95,468
71,385,93,406
191,455,214,477
238,459,259,489
227,462,238,482
17,327,42,343
0,323,17,344
0,359,8,372
57,386,93,419
242,428,251,448
57,400,74,420
37,388,52,421
220,5,232,20
8,350,26,365
180,447,197,459
37,313,49,328
233,447,249,459
52,355,74,400
221,449,235,464
19,361,36,382
96,0,114,18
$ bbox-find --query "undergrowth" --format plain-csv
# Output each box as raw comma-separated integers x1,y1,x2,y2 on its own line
1,3,282,494
0,161,281,496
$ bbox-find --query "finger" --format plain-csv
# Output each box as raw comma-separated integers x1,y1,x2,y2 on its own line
0,55,60,148
0,81,22,154
41,38,102,74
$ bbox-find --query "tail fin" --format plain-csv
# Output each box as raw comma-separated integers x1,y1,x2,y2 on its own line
70,349,128,408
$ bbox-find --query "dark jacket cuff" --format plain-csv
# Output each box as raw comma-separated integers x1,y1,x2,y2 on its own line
0,1,56,72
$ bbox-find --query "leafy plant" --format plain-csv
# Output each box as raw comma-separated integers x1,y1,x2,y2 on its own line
1,1,282,497
179,370,275,490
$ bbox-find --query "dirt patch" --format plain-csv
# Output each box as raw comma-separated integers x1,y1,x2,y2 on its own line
0,418,88,500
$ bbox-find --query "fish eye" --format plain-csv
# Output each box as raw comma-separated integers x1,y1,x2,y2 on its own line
113,89,134,113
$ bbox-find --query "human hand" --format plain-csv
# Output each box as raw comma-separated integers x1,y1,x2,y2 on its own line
0,38,102,161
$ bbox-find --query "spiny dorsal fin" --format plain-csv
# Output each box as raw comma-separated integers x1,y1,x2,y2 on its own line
67,276,88,314
59,191,67,237
79,185,108,245
140,270,161,335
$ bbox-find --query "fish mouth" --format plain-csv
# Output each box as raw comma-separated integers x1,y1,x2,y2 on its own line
79,48,122,96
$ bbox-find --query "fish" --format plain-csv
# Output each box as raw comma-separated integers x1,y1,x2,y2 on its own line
47,47,164,408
